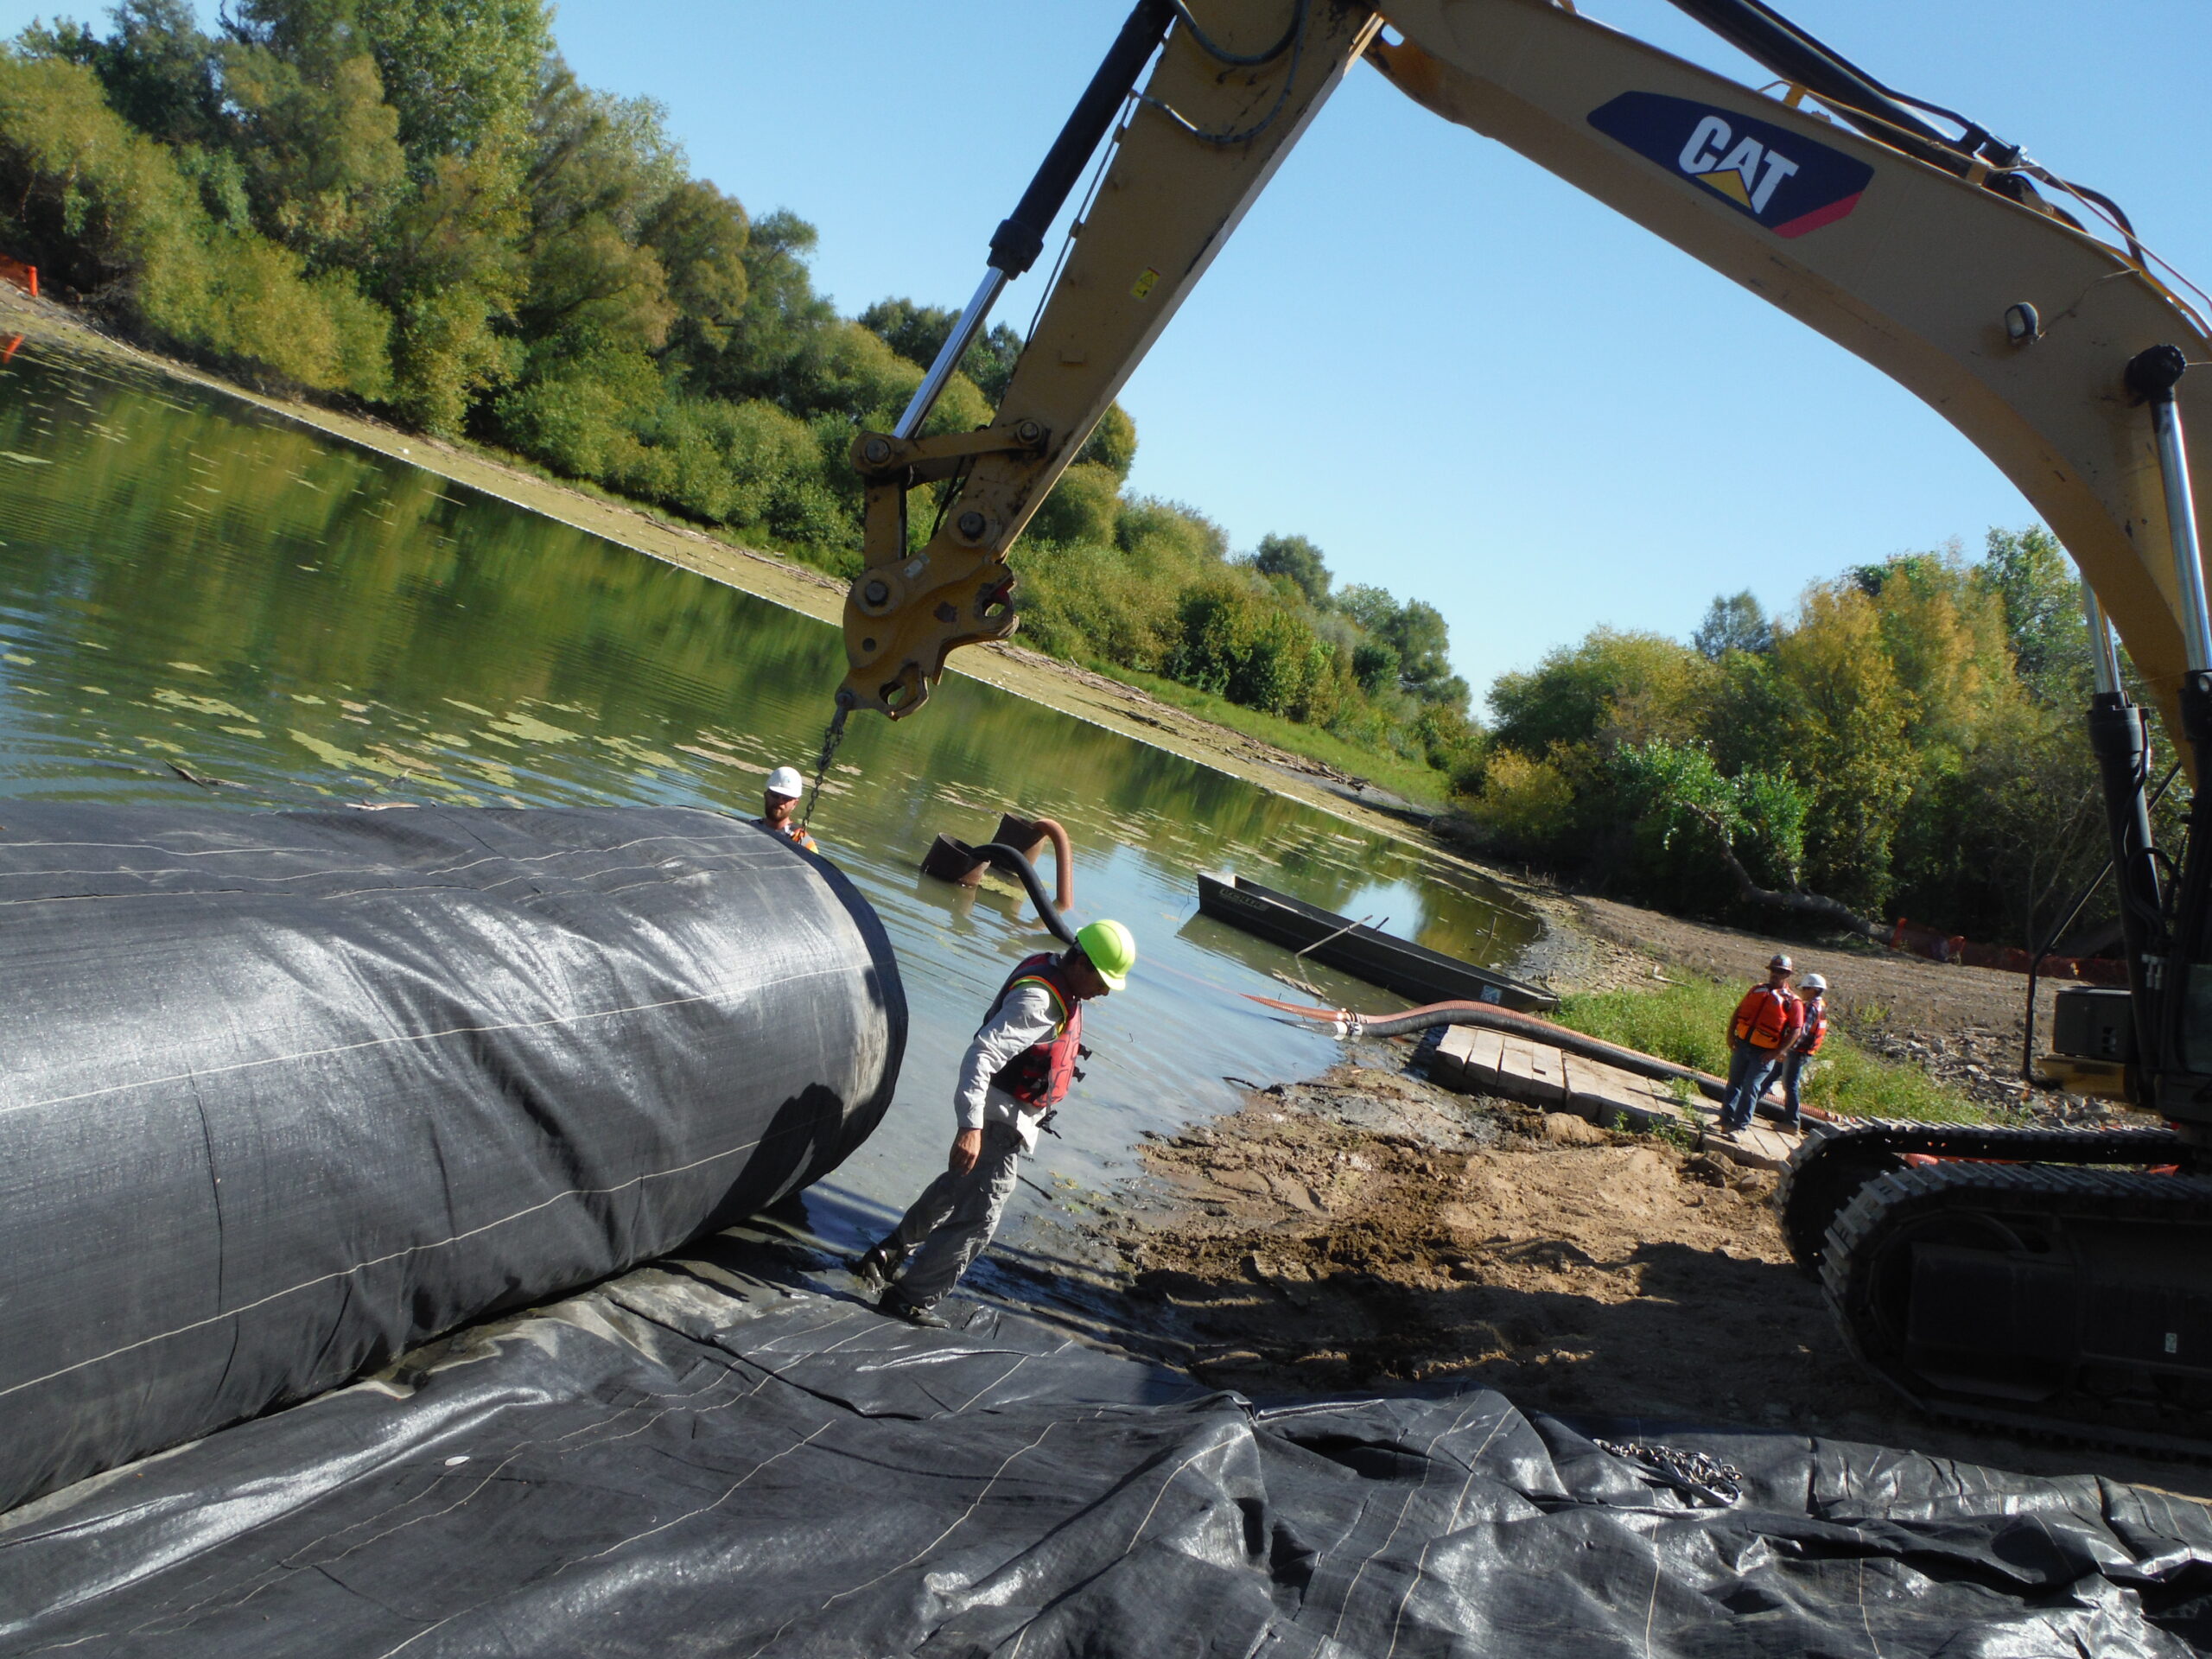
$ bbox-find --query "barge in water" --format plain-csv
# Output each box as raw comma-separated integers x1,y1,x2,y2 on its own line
1196,871,1555,1013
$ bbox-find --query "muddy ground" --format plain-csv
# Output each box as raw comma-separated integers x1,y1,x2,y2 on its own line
1021,1056,2209,1502
1008,893,2202,1502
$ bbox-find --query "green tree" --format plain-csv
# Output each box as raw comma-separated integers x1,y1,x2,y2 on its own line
1252,531,1329,605
1981,524,2086,702
641,177,748,354
352,0,546,165
1691,589,1771,659
1338,584,1465,709
0,49,390,395
219,31,406,268
1488,628,1712,757
21,0,220,147
1770,583,1917,912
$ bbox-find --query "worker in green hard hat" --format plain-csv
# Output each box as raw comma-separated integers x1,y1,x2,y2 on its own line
853,918,1136,1328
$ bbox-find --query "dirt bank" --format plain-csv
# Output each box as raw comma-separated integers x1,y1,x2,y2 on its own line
1034,1055,2207,1502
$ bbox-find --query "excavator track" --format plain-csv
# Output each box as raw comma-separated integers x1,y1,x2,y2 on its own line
1776,1119,2194,1274
1820,1160,2212,1456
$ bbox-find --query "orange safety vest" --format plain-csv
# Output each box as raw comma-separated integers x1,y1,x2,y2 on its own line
1731,984,1801,1051
760,817,818,855
1794,1003,1828,1056
982,953,1084,1109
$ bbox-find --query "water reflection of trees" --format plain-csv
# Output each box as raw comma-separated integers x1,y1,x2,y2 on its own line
0,351,1535,953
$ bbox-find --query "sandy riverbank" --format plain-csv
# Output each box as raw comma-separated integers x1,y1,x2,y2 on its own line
974,886,2194,1499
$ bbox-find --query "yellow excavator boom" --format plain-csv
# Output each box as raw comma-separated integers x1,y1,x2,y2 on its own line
837,0,2209,758
1373,0,2212,768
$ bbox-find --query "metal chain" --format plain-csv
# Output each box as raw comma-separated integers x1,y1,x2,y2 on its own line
1592,1439,1745,1507
798,704,849,831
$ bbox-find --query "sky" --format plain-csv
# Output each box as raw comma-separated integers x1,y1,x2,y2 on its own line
6,0,2206,694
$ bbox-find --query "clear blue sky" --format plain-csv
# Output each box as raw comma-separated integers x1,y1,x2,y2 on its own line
8,0,2205,696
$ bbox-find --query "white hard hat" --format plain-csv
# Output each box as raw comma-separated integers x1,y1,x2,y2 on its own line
1802,973,1827,992
765,766,805,798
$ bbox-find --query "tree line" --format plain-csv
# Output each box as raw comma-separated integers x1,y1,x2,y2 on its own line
0,0,1480,782
1,2,2131,949
1452,527,2156,953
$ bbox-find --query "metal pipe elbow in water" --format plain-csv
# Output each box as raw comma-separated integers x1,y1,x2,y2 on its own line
1009,817,1076,912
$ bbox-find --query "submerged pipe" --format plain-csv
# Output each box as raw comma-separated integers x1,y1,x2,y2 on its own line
919,820,1078,926
0,804,906,1513
989,814,1076,910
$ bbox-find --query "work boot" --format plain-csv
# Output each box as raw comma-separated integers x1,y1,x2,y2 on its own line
847,1240,900,1292
879,1287,950,1330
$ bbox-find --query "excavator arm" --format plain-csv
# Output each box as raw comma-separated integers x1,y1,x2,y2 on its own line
843,0,2212,1113
836,0,1381,721
840,0,2209,739
847,0,2212,1449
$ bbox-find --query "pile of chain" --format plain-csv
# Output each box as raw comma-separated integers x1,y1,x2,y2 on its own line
1591,1439,1745,1508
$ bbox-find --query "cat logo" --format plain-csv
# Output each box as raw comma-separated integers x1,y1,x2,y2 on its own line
1586,92,1874,239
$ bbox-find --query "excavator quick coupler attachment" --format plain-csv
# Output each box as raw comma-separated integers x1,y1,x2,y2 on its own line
836,421,1046,721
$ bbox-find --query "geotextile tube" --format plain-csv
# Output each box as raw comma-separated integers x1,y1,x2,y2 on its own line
5,1246,2209,1654
0,803,905,1514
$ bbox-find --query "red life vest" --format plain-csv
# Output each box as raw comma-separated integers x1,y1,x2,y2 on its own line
1731,984,1801,1050
1795,1003,1828,1056
982,952,1084,1109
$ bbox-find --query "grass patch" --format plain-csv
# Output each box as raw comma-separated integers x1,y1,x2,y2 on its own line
1551,978,1990,1126
1096,665,1458,807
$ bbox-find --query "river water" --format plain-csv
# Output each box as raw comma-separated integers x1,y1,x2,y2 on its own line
0,327,1537,1267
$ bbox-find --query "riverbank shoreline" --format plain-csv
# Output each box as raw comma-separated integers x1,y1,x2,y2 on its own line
1015,1049,2211,1503
953,894,2182,1484
0,289,1503,864
2,287,2107,1038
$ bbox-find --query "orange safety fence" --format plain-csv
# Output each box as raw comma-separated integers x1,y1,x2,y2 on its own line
1887,916,2127,983
0,257,37,298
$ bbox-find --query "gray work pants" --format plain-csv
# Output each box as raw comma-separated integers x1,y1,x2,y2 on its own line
886,1122,1023,1308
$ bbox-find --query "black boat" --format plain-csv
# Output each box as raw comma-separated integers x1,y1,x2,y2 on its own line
1196,872,1556,1012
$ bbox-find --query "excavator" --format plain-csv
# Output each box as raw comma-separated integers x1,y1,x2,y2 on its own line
822,0,2212,1452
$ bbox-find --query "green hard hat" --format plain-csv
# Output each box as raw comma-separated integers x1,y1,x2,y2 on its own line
1074,918,1136,990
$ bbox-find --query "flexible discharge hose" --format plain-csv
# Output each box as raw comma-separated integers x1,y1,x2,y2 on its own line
1314,998,1816,1122
1253,993,1735,1105
1377,1004,1726,1103
973,843,1081,949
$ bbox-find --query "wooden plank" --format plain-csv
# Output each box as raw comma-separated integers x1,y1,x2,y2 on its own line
1497,1037,1566,1107
1429,1025,1476,1089
1563,1054,1694,1131
1465,1027,1504,1084
1528,1043,1567,1106
1702,1122,1801,1173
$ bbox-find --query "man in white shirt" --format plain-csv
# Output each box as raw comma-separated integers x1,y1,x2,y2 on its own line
853,919,1136,1327
757,766,818,853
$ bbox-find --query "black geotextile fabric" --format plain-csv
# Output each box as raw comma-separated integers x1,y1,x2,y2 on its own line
3,1240,2209,1658
0,804,905,1516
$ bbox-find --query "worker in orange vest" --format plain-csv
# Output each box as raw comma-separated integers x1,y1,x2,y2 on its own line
1777,971,1828,1131
1719,954,1802,1134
